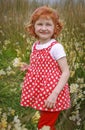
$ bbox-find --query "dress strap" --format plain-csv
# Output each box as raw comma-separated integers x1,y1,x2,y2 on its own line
32,41,39,51
47,41,58,51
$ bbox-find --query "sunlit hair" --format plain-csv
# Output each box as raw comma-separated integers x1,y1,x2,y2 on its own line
25,6,63,38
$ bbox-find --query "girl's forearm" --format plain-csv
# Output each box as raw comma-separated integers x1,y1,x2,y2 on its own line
52,70,70,95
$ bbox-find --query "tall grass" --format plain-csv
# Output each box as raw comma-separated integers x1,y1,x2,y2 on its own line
0,0,85,130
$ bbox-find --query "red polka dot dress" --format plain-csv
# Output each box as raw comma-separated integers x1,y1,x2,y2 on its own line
20,41,71,112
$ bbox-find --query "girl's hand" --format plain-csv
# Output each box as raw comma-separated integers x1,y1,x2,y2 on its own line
45,91,58,109
20,63,29,71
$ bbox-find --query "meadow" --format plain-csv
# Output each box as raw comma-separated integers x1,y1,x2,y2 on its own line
0,0,85,130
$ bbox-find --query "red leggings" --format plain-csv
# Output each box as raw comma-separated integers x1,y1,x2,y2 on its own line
38,111,60,130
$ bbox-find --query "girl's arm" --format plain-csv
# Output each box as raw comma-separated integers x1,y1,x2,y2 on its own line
45,57,70,108
53,57,70,95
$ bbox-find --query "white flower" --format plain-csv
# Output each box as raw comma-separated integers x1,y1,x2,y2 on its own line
20,82,24,88
76,121,81,126
21,125,28,130
77,78,84,83
16,42,19,45
70,83,79,93
14,124,21,130
7,124,11,130
83,91,85,94
10,88,17,92
40,126,50,130
4,39,11,45
12,57,22,67
2,113,7,120
0,69,6,76
22,34,26,38
7,71,15,76
71,115,76,121
13,115,21,124
6,66,12,71
6,66,15,76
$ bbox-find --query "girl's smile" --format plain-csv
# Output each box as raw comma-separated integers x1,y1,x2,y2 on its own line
34,18,55,43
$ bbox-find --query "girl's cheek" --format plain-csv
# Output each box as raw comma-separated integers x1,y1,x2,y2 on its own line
36,28,41,32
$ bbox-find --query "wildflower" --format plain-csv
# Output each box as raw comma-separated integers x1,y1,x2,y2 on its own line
22,34,26,38
77,78,84,83
70,70,75,77
13,115,21,124
10,109,15,116
6,71,15,76
12,57,22,67
76,121,81,126
0,69,6,76
41,126,50,130
32,111,40,124
6,66,15,76
21,125,28,130
16,42,19,45
83,91,85,94
15,49,21,56
7,124,11,130
0,30,5,36
20,82,24,88
4,40,11,45
26,38,30,43
22,128,28,130
3,45,7,50
2,113,7,120
0,118,7,128
13,116,22,130
71,115,76,121
6,66,12,71
26,38,32,45
13,124,21,130
70,84,78,93
10,88,17,92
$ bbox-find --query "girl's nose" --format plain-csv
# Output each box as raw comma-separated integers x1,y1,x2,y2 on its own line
42,25,47,30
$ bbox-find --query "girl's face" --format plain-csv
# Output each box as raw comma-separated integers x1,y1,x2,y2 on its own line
34,17,55,43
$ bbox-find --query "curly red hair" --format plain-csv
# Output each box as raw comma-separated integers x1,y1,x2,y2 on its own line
25,6,63,38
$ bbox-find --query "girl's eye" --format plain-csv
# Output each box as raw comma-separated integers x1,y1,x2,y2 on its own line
37,23,43,26
46,23,52,26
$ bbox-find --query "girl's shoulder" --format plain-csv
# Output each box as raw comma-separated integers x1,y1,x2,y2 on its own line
51,42,65,49
50,42,66,60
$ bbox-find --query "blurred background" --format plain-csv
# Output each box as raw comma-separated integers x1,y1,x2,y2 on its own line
0,0,85,130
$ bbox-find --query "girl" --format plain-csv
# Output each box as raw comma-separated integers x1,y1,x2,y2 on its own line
20,6,71,130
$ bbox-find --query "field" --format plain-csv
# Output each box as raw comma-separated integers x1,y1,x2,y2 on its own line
0,0,85,130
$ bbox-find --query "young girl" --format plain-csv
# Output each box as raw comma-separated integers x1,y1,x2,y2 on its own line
20,6,71,130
